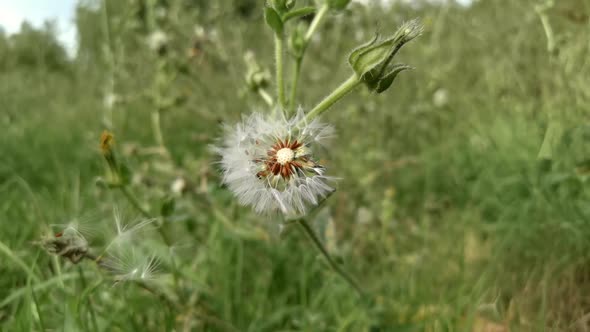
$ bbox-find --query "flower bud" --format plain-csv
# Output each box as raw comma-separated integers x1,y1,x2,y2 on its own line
99,130,131,186
244,51,271,92
100,130,116,161
348,19,422,93
288,22,307,58
270,0,296,13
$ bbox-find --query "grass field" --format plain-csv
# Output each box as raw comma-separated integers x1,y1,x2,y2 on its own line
1,0,590,331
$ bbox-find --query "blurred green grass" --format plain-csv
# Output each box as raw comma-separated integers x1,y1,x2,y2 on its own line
1,0,589,331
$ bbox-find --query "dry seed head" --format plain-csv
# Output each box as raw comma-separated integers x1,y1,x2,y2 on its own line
102,249,160,282
215,110,336,215
106,207,156,250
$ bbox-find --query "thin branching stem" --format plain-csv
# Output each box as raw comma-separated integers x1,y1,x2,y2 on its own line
77,266,99,332
288,4,329,114
288,58,302,113
296,219,365,298
282,6,316,23
101,0,115,129
29,281,46,332
535,1,563,162
119,186,151,218
304,4,329,43
303,74,361,123
151,109,166,148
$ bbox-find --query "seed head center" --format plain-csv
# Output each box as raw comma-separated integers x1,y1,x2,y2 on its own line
276,148,295,165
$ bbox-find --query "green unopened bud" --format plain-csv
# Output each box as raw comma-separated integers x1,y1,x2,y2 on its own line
288,22,307,58
348,19,422,93
270,0,288,13
328,0,351,10
244,51,271,91
364,64,413,93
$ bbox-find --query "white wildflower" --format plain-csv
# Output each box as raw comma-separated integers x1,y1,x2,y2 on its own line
215,110,336,216
433,88,449,108
147,30,168,51
103,93,119,110
170,177,187,195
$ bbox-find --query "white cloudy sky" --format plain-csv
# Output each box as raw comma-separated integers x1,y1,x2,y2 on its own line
0,0,78,53
0,0,471,56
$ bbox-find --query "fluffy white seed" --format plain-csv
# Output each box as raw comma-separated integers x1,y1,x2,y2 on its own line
215,109,336,216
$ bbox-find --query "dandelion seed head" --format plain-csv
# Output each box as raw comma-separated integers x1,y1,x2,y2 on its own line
106,207,156,250
42,217,94,264
215,109,336,216
102,249,160,282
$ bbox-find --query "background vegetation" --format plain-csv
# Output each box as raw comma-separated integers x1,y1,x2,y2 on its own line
1,0,589,331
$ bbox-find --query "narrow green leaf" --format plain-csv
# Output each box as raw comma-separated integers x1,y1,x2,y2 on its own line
264,6,284,35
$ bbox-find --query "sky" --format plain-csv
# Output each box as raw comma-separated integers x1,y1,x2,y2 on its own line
0,0,472,57
0,0,78,55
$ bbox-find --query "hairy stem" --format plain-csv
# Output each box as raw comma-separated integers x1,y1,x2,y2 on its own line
296,219,365,298
288,58,302,113
304,74,361,123
275,33,286,110
304,4,329,42
288,4,329,114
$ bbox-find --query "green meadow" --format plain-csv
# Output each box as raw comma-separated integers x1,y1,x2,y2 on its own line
1,0,589,331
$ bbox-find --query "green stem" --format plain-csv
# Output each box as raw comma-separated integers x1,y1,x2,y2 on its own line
151,109,165,148
304,4,329,43
275,33,286,110
282,6,316,23
118,186,179,290
288,4,329,115
537,121,563,160
258,88,274,107
0,240,39,282
288,58,302,113
535,1,562,161
119,186,151,219
29,281,46,332
535,2,555,54
78,266,99,332
101,0,115,130
304,74,361,123
297,219,365,298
